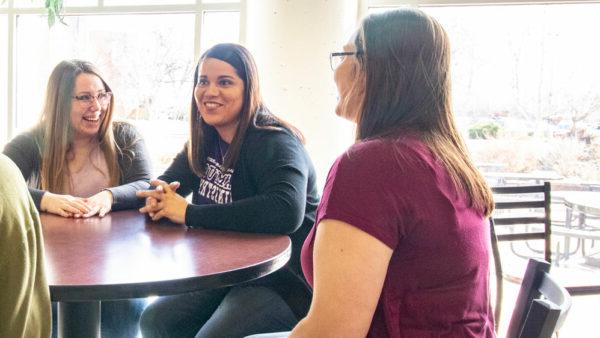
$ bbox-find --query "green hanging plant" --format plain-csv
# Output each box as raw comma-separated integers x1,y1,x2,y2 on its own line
1,0,65,27
45,0,65,27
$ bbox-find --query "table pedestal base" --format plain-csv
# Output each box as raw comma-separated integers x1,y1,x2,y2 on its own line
58,301,100,338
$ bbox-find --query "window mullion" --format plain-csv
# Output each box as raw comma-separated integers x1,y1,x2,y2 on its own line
194,0,203,62
238,0,246,45
6,10,15,142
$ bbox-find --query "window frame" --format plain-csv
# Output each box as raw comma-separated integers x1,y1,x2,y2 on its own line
363,0,600,17
368,0,600,7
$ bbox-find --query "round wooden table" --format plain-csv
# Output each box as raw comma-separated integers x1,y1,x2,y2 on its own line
41,210,291,338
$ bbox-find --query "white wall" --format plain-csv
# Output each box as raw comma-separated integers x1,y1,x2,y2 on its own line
244,0,361,188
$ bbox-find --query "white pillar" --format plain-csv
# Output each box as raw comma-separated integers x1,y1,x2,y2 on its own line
244,0,361,188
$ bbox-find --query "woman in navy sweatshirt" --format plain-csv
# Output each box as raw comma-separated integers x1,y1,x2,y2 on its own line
137,43,319,338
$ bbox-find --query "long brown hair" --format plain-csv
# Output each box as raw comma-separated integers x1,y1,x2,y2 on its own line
188,43,303,175
354,9,494,216
35,60,120,193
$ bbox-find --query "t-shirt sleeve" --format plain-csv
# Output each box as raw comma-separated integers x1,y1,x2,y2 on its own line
315,143,408,249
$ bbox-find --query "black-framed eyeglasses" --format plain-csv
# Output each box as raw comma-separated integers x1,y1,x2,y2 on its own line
329,51,362,70
72,92,113,108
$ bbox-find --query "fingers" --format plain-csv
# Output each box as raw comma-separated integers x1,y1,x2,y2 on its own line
98,206,110,217
138,180,179,200
150,179,175,194
136,189,164,199
156,181,173,194
148,197,158,208
139,197,161,214
151,209,166,221
55,208,73,218
149,179,168,188
82,205,101,218
64,203,88,217
169,181,180,191
67,198,92,214
139,205,150,214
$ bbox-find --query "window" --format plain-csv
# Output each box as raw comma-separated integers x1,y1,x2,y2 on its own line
104,0,195,5
13,0,96,7
15,13,196,172
201,11,240,52
16,13,195,124
0,15,7,145
4,2,240,173
421,4,600,182
369,3,600,183
202,0,240,3
63,0,98,6
13,0,41,8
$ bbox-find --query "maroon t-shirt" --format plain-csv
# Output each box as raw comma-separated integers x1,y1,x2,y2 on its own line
301,136,496,337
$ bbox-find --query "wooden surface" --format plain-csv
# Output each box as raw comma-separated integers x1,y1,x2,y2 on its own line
41,210,291,302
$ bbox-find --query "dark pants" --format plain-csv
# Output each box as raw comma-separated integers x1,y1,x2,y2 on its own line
140,286,298,338
51,299,146,338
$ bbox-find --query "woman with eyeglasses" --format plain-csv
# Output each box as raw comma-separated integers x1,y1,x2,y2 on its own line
3,59,152,218
136,43,319,338
250,9,496,338
2,59,152,337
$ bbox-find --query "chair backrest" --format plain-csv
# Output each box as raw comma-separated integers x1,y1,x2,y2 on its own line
506,258,571,338
491,182,552,263
489,182,552,330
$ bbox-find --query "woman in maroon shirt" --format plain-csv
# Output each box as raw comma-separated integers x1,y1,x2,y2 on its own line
288,8,496,338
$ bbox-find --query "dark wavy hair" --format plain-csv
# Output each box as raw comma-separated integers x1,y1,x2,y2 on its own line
188,43,303,175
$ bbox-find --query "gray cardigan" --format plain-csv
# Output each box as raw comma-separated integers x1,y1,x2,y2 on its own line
2,121,152,211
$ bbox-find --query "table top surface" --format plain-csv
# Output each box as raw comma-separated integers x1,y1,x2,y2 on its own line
41,210,291,302
562,192,600,214
484,171,564,180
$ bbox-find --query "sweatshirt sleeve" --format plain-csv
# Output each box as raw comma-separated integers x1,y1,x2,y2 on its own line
2,132,46,210
157,143,199,198
107,122,153,210
184,130,311,235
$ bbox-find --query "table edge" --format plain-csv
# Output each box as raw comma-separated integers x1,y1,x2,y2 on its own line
50,239,292,302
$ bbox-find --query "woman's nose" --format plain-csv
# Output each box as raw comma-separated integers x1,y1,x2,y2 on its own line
206,83,219,96
89,96,102,111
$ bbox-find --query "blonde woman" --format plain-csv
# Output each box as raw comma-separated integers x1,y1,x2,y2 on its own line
3,59,152,218
3,59,152,337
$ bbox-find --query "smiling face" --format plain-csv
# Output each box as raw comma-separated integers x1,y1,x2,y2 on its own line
194,58,245,143
70,73,108,140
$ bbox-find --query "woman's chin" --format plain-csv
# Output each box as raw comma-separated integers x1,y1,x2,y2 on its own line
335,106,357,123
74,128,100,140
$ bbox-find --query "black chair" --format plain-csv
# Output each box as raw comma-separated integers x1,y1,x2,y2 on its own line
491,182,552,263
489,182,552,329
505,258,571,338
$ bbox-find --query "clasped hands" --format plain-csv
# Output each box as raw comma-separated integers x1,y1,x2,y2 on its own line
136,179,188,224
40,190,114,218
